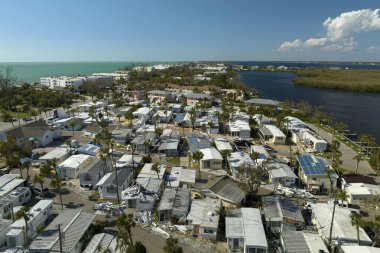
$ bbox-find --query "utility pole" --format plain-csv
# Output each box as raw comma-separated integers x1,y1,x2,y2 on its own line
329,199,337,246
58,224,63,253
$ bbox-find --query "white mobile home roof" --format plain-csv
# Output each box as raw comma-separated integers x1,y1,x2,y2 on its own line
137,163,165,179
96,173,112,187
10,200,53,228
311,202,372,244
0,179,26,199
228,120,251,132
214,138,233,152
226,208,267,248
250,145,270,159
115,154,142,168
267,163,298,179
39,147,70,161
58,154,91,169
200,147,223,160
0,174,19,189
341,246,380,253
228,151,255,168
133,107,152,115
241,208,267,248
187,198,220,229
302,131,327,144
264,124,286,138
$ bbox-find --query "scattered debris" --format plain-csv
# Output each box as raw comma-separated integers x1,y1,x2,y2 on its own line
275,184,315,199
135,211,153,224
151,227,170,238
93,202,127,216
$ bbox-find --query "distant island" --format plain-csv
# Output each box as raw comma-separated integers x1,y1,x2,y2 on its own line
236,64,380,93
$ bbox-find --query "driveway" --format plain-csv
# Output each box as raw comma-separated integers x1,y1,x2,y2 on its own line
307,124,375,176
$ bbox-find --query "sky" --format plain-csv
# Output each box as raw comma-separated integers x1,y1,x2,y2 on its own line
0,0,380,62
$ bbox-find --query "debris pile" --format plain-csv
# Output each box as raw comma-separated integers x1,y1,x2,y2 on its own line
275,184,314,199
93,201,127,216
134,211,153,224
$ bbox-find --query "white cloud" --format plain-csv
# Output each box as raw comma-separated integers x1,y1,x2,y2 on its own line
277,39,304,51
322,37,357,52
324,9,380,41
366,46,380,54
277,9,380,52
304,37,328,48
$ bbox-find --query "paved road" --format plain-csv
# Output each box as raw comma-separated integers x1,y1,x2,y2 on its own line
308,124,375,176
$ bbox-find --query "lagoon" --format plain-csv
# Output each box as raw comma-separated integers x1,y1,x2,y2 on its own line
240,71,380,143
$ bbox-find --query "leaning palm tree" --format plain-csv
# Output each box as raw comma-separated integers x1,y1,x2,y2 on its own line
15,206,33,246
116,213,136,253
350,212,364,245
33,175,45,199
163,236,183,253
50,176,64,210
353,153,364,174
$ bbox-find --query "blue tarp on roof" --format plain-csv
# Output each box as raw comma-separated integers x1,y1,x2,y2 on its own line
174,113,186,123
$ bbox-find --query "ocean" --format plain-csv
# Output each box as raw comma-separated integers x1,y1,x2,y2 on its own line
0,62,166,83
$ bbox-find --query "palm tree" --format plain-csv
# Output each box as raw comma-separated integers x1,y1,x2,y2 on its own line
220,111,230,134
51,176,64,210
190,108,196,131
155,128,163,139
187,152,192,167
154,114,160,129
350,212,364,245
124,111,134,125
33,175,45,199
220,150,230,170
69,120,76,136
192,151,204,179
368,215,380,246
143,139,152,155
100,140,120,204
152,163,160,179
329,189,348,245
15,206,33,246
22,160,31,184
251,151,260,166
163,237,183,253
353,153,364,174
116,113,122,125
116,213,136,253
207,121,213,135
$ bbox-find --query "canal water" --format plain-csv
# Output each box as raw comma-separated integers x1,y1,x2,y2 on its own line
239,71,380,143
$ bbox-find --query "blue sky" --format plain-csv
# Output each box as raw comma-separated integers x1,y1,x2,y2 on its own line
0,0,379,62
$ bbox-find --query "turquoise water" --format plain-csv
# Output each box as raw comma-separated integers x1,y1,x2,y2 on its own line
0,62,166,83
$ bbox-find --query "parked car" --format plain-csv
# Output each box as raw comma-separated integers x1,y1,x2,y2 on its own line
31,186,49,196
